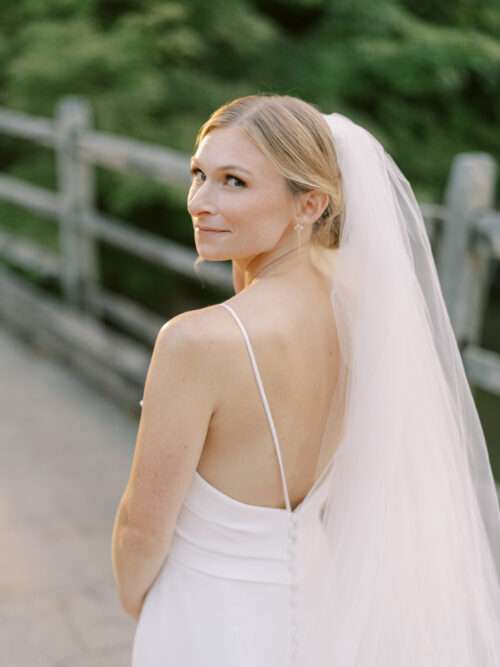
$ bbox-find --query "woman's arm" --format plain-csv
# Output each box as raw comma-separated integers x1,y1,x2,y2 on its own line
111,502,164,620
111,315,218,619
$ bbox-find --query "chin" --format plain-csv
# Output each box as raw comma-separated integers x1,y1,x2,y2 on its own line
196,248,231,262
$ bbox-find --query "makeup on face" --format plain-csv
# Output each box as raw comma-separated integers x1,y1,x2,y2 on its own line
187,127,296,266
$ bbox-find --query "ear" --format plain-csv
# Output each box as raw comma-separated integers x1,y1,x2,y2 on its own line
296,189,329,227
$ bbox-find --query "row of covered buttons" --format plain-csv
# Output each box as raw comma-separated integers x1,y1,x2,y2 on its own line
288,514,299,664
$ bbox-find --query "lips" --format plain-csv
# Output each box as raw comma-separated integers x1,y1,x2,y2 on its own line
196,226,229,232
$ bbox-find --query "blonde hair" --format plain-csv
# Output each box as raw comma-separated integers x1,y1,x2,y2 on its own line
192,93,345,272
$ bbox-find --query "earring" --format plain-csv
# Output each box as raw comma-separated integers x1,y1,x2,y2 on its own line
294,221,304,248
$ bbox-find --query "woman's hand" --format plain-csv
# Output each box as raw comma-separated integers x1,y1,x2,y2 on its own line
232,262,245,294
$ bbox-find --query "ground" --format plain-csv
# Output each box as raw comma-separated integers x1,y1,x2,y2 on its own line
0,325,136,666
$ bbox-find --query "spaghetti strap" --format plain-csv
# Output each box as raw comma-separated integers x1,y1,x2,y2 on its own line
220,302,292,513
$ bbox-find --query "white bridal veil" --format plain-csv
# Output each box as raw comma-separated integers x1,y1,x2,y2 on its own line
301,112,500,665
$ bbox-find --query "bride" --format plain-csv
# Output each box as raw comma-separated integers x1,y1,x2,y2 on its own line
113,94,500,666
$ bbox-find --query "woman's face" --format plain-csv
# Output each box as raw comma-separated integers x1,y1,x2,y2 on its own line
187,126,299,262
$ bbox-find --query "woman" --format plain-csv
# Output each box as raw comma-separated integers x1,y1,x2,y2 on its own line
112,95,500,665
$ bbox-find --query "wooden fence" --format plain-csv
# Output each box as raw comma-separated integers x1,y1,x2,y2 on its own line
0,96,499,413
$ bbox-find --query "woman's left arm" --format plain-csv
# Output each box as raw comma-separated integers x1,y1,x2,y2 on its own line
111,313,219,619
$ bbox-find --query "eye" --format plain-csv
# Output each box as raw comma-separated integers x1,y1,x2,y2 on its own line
190,167,203,180
226,174,246,187
190,168,245,188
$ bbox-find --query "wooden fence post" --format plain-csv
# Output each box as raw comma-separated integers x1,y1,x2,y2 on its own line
55,97,99,315
438,153,497,346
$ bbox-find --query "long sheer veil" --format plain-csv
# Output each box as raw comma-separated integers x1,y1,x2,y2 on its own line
302,112,500,665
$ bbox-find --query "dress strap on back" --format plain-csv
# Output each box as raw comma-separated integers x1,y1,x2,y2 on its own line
220,302,292,513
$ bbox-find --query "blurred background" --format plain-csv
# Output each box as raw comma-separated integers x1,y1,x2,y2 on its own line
1,1,499,665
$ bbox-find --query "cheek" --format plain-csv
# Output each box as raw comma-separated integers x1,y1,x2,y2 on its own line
229,189,288,231
218,195,254,233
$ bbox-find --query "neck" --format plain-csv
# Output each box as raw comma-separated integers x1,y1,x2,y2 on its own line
238,243,313,288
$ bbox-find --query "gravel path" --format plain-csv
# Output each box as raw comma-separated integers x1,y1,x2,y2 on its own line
1,325,137,666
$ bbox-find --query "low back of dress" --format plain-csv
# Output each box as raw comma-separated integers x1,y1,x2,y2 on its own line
132,301,336,667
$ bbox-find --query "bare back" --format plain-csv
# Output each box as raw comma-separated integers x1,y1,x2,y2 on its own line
196,265,344,512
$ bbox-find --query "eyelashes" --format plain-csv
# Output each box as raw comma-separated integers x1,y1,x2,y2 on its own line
190,168,246,188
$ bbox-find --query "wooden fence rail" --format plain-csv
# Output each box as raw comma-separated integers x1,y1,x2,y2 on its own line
0,96,499,414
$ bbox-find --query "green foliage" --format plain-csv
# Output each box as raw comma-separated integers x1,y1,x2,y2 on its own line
2,0,500,200
1,0,500,264
1,0,500,295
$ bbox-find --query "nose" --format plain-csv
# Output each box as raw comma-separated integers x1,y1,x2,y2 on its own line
187,182,217,218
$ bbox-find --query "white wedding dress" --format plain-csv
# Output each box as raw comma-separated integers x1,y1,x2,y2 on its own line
132,302,335,666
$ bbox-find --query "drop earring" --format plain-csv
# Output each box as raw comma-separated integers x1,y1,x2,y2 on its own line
294,221,304,248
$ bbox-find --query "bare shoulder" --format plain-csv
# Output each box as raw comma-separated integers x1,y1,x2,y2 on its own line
158,301,235,348
155,283,283,370
154,302,242,384
159,287,263,339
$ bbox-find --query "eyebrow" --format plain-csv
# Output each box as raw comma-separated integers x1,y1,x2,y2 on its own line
190,157,252,176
